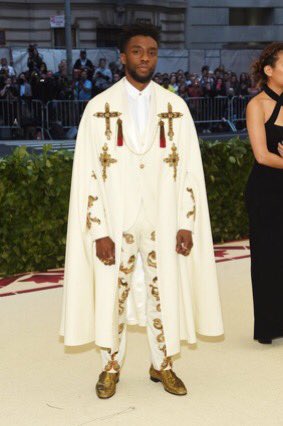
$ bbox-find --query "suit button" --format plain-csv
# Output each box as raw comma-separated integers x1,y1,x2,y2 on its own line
140,164,145,169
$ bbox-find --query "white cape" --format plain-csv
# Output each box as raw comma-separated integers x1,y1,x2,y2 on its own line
60,78,224,356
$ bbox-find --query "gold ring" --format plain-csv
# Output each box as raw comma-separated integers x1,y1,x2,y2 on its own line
103,257,114,265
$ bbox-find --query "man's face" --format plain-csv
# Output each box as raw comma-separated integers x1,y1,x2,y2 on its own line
80,52,86,60
1,58,7,67
120,35,158,84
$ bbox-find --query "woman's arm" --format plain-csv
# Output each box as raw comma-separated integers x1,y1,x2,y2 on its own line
278,142,283,158
246,98,283,169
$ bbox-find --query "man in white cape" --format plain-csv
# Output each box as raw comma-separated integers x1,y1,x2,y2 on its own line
60,24,224,399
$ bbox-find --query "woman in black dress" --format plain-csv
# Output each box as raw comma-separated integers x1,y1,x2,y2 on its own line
245,42,283,344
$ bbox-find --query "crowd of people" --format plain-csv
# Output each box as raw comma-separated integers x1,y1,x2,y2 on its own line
0,44,260,138
0,46,123,104
0,45,260,102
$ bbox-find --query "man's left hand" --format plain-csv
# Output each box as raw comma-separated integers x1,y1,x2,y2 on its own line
176,230,193,256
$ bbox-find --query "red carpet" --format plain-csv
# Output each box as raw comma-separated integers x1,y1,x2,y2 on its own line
0,240,250,297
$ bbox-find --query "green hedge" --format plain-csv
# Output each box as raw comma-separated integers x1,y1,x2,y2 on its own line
0,137,253,276
200,137,253,242
0,145,73,276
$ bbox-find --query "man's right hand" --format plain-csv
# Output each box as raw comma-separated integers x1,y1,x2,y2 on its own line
96,237,115,266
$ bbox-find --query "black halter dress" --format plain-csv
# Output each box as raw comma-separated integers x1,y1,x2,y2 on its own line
245,83,283,341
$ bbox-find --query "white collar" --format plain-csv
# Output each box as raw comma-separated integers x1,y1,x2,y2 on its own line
124,76,152,100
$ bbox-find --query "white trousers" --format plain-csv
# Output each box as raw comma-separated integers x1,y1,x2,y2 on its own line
100,204,172,372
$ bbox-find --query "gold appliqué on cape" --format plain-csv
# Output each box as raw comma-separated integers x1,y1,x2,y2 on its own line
164,143,179,181
158,102,183,141
93,102,122,140
99,143,117,181
86,195,101,229
186,187,196,220
88,195,98,208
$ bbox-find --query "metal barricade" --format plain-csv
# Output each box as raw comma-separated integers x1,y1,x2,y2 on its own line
187,96,237,132
0,99,44,139
230,95,253,130
46,100,88,138
0,95,253,140
0,99,20,139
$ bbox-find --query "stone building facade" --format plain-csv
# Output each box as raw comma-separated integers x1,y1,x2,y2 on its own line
185,0,283,50
0,0,186,49
1,0,283,74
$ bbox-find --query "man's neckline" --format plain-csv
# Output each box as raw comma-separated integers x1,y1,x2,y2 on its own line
124,76,152,97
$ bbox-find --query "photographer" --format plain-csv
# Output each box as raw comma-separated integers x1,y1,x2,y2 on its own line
0,76,18,100
33,71,58,103
55,75,73,100
27,44,43,74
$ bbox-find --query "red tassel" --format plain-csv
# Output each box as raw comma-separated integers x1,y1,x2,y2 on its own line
117,118,123,146
159,120,166,148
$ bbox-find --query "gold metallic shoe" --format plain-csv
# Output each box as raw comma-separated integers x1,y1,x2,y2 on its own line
95,371,120,399
149,365,187,396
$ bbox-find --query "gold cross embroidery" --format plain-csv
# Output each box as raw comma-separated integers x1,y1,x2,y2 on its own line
99,143,117,181
163,143,179,181
158,103,183,141
94,103,122,140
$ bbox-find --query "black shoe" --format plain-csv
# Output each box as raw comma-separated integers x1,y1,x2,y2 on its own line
257,338,272,344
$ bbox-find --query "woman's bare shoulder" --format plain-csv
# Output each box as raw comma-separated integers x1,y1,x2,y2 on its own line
247,91,271,113
250,90,274,104
247,90,276,126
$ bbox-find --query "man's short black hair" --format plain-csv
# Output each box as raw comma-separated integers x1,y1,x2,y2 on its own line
119,23,160,53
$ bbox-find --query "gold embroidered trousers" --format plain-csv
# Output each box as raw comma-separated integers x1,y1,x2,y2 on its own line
101,204,172,372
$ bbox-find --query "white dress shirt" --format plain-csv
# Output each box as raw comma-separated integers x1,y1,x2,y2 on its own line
124,77,152,152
